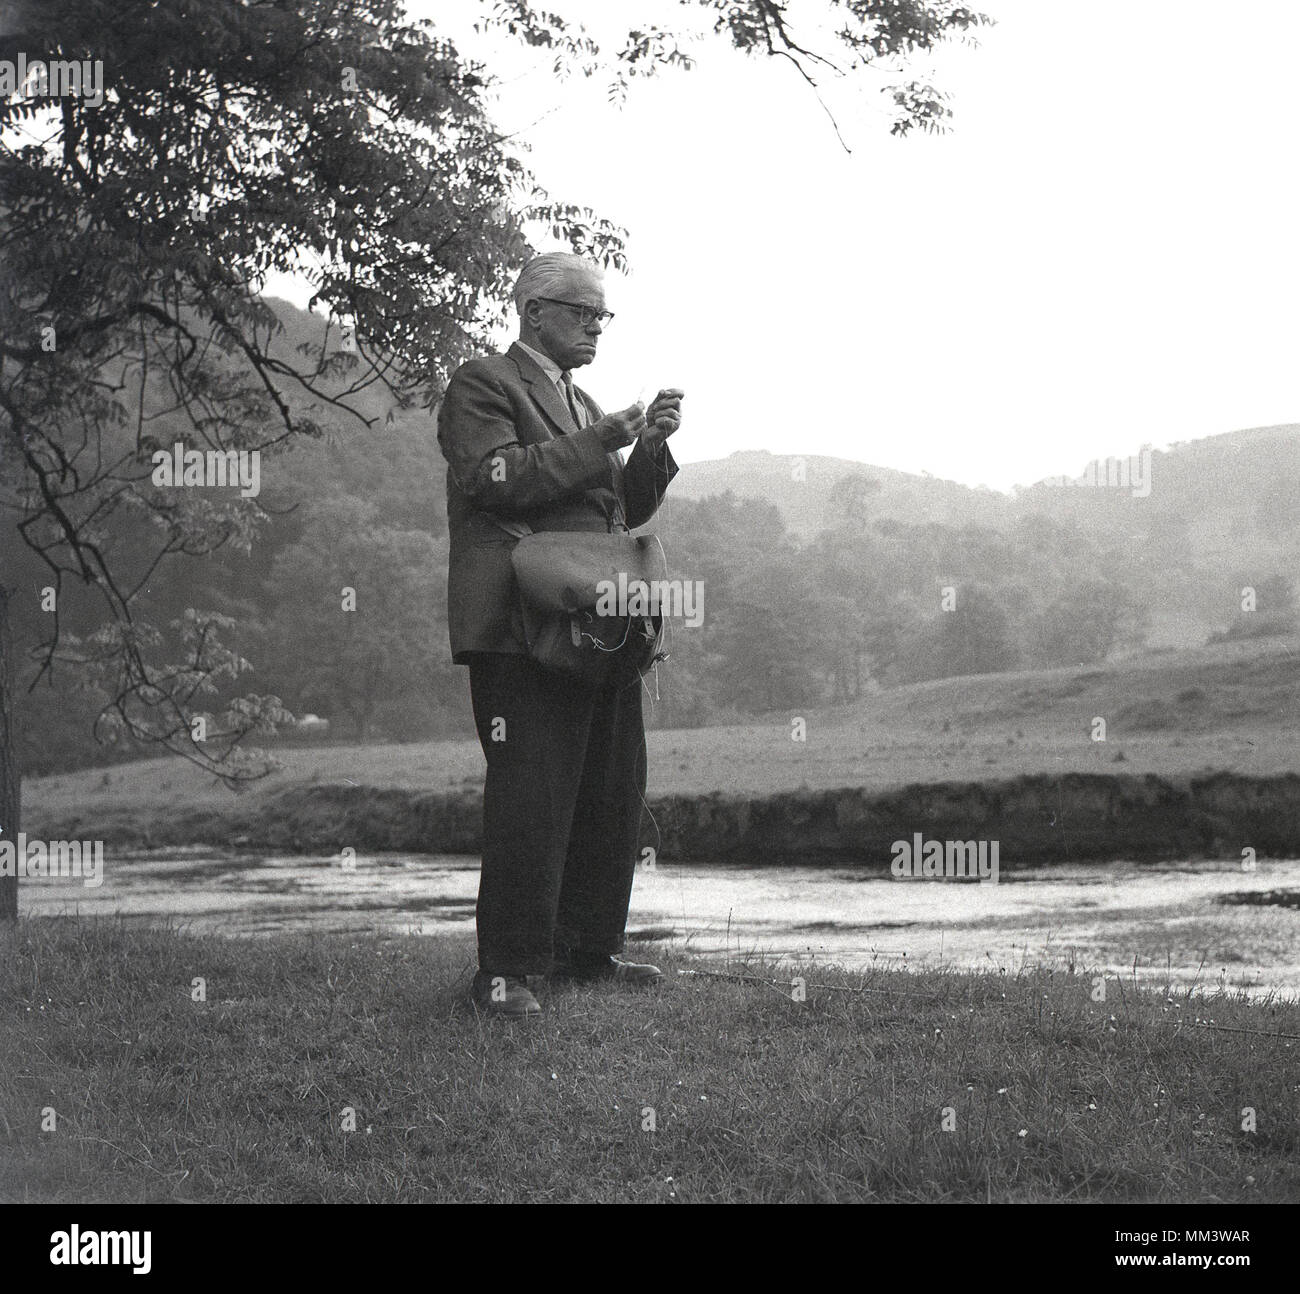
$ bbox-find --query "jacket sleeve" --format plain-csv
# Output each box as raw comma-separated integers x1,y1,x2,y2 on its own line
438,362,612,516
622,436,678,529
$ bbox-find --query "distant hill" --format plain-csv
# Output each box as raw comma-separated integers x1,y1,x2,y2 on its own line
669,427,1300,646
1016,422,1300,573
254,295,1299,575
671,451,1012,537
674,425,1300,541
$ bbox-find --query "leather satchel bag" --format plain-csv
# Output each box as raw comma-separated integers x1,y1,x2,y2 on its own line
493,520,669,685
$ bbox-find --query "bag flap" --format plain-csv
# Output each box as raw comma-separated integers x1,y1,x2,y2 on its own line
511,532,668,613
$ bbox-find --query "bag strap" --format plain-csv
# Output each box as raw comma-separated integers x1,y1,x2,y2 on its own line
486,513,531,541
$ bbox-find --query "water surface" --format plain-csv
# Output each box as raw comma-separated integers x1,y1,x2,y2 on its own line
20,851,1300,997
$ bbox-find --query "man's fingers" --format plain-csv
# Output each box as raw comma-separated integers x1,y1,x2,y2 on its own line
614,393,680,449
601,404,643,446
642,417,679,445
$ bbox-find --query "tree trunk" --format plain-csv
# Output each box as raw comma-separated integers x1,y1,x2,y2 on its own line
0,583,19,919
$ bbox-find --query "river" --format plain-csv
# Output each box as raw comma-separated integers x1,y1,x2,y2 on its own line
18,851,1300,997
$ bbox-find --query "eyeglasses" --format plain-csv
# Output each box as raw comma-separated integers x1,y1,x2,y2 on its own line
535,297,615,329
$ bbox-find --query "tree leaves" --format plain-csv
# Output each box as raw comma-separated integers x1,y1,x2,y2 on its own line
0,0,991,785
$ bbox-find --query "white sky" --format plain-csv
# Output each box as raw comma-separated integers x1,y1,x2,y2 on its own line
269,0,1300,491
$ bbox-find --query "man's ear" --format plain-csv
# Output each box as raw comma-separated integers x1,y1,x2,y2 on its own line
522,299,543,331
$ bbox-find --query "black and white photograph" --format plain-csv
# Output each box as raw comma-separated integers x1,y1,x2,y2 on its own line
1,0,1296,1248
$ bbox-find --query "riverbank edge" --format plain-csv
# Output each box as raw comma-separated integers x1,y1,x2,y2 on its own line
28,769,1300,865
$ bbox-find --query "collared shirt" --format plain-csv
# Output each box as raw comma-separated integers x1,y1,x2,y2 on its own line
515,340,625,528
515,340,587,427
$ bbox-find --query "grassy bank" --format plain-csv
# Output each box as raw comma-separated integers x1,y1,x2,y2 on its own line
23,635,1300,863
23,771,1300,866
2,920,1297,1203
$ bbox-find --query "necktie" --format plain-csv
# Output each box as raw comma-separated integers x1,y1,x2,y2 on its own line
560,371,585,428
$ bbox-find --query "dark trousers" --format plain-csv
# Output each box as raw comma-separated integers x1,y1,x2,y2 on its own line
467,652,647,976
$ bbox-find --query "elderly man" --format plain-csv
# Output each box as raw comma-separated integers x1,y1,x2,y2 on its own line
438,251,683,1017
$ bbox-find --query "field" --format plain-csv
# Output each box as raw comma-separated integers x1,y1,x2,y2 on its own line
25,634,1300,844
2,920,1296,1203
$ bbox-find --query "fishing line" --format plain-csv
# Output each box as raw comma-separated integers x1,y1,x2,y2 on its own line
623,402,680,889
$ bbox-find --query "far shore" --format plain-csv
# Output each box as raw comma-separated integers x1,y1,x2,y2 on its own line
25,767,1300,867
25,637,1300,865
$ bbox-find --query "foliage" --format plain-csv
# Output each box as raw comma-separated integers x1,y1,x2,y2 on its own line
0,0,615,786
260,496,452,741
0,0,991,799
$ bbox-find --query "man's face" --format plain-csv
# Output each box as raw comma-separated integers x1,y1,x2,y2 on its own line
528,268,607,370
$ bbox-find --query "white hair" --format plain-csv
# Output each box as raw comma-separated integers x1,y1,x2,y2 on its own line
513,252,603,315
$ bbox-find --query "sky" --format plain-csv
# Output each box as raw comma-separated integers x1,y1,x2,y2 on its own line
268,0,1300,491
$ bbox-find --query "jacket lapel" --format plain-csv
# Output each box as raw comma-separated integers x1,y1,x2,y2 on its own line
508,342,579,437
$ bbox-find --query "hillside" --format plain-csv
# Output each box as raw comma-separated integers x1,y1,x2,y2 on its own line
670,450,1011,537
674,425,1300,544
26,634,1300,847
669,426,1300,647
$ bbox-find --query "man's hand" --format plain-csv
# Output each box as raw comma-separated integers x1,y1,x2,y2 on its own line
592,402,648,452
642,389,684,450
